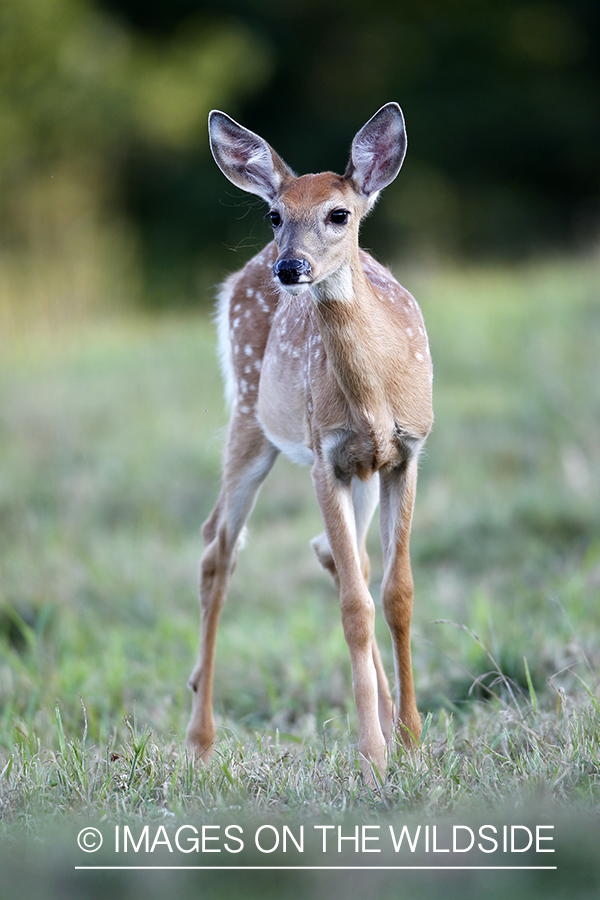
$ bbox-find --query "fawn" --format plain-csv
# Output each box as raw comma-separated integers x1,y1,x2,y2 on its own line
186,103,433,780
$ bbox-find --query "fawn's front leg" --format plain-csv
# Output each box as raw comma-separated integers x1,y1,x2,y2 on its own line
311,474,394,746
311,460,387,782
379,461,422,746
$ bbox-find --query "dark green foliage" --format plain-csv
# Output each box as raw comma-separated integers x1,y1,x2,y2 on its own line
1,0,599,310
104,0,600,273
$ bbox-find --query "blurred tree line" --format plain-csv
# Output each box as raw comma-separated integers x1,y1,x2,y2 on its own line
1,0,599,316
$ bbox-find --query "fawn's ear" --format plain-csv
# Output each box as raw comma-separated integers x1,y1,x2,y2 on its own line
345,102,407,204
209,111,295,205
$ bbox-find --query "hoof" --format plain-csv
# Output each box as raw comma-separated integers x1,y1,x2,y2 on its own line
360,751,387,786
185,726,215,764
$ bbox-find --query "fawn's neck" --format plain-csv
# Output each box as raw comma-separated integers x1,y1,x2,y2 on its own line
310,259,402,418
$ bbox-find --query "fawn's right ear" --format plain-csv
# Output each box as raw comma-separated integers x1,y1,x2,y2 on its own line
345,102,407,205
209,111,295,205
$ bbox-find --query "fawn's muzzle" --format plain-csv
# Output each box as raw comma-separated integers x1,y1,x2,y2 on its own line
273,258,312,286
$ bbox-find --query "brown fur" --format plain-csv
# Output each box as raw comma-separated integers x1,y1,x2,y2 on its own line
187,106,433,782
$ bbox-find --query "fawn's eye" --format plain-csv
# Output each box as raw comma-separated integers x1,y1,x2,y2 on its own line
329,209,350,226
266,210,281,228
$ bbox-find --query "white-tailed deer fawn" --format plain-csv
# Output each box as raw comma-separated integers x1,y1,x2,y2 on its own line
186,103,433,780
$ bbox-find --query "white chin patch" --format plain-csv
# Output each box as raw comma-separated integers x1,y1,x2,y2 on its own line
279,282,309,296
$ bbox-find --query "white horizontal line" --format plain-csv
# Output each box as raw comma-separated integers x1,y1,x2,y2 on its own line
75,865,558,871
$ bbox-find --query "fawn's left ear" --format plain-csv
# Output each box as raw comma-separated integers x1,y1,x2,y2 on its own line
345,102,407,203
208,110,295,205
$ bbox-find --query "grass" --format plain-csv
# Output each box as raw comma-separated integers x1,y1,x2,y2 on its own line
0,251,599,897
4,688,600,822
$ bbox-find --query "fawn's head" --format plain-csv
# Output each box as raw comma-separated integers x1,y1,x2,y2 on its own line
209,103,407,297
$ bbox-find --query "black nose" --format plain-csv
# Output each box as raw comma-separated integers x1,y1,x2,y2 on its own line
273,258,312,285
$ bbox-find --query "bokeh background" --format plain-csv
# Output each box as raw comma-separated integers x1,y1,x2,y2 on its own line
2,5,600,898
2,0,599,323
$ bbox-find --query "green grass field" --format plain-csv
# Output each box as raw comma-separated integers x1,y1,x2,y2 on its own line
1,253,599,898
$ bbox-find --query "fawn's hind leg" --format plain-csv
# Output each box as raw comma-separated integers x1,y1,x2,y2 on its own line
186,415,278,761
